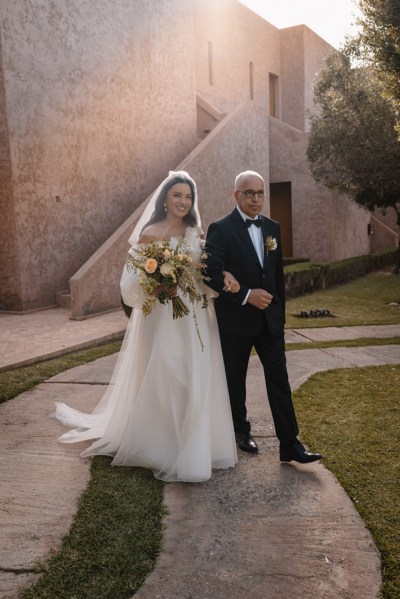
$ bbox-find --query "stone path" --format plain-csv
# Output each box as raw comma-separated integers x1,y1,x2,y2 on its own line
136,343,399,599
0,308,399,598
1,306,399,372
0,308,127,372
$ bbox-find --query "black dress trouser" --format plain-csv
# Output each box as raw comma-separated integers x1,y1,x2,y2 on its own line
218,325,299,446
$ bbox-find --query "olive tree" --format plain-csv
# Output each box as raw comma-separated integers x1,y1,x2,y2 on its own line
307,52,400,269
353,0,400,122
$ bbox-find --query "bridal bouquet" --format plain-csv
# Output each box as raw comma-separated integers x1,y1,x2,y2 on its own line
126,239,208,320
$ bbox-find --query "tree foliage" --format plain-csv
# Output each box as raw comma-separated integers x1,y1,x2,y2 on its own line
307,52,400,224
353,0,400,114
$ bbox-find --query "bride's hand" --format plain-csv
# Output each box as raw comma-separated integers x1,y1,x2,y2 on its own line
165,287,178,298
151,285,177,298
223,271,240,293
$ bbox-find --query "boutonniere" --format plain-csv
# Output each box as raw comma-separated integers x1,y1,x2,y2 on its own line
265,235,277,255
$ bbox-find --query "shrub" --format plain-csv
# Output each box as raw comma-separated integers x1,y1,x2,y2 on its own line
284,248,397,298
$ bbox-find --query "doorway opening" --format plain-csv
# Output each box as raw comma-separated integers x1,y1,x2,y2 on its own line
269,182,293,257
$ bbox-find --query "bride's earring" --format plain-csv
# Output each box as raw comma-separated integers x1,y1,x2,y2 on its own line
163,203,167,212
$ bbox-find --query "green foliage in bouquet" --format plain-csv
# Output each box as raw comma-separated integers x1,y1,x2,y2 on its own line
127,240,208,320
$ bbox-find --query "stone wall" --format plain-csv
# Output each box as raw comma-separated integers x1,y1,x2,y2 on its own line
280,25,334,132
370,215,399,253
0,0,388,314
303,26,336,132
0,32,22,310
0,0,197,311
269,118,371,261
69,101,270,318
194,0,280,114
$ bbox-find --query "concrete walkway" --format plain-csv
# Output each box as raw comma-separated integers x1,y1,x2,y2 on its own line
0,308,399,598
0,308,127,372
1,306,399,372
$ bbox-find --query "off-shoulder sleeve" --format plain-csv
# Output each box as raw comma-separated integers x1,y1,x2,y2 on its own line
120,259,146,309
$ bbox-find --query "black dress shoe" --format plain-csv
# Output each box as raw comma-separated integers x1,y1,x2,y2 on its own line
236,433,259,454
280,440,322,464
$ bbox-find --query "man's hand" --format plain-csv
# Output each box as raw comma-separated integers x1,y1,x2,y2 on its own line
223,271,240,293
247,289,273,310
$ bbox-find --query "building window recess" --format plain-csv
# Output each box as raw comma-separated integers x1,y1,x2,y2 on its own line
269,73,279,117
208,41,214,86
249,61,254,100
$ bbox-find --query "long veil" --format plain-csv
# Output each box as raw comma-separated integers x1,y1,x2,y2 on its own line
128,170,201,245
53,169,237,480
53,171,201,444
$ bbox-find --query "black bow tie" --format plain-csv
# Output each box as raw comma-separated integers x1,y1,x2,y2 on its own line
245,218,262,228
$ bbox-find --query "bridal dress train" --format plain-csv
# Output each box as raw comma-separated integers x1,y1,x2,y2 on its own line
53,228,237,482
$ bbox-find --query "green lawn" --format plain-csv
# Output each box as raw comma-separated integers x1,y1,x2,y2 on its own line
294,365,400,599
3,269,399,598
286,271,400,328
0,342,122,405
20,460,164,599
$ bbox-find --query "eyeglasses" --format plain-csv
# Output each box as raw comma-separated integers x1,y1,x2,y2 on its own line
237,189,266,199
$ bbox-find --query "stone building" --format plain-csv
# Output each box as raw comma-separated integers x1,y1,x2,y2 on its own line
0,0,395,317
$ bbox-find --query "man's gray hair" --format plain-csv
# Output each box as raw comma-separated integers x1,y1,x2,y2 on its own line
235,170,265,190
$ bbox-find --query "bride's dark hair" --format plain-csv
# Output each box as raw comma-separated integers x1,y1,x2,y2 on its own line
141,173,198,232
122,172,199,318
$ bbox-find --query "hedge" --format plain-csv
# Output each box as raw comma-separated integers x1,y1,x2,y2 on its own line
284,248,398,298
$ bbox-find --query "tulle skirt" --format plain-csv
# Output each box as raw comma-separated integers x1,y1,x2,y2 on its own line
53,300,237,482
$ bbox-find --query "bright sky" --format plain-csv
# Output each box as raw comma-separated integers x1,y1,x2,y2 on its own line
238,0,362,49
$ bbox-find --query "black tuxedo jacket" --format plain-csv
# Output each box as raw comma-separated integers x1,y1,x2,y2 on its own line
205,208,285,337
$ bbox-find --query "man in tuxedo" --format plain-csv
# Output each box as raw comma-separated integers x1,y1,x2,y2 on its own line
205,170,322,463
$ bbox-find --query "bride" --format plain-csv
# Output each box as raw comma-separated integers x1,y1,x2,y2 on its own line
53,171,238,482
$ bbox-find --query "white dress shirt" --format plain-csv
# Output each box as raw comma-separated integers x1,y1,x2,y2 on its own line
236,207,264,304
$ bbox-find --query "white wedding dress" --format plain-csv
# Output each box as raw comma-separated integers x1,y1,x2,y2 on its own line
53,228,237,482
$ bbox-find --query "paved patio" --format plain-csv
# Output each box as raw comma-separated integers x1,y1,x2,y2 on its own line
0,307,399,598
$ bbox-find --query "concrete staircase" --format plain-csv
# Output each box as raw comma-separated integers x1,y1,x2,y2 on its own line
55,289,71,309
67,101,271,319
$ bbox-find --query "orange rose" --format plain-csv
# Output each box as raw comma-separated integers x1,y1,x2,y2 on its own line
145,258,158,273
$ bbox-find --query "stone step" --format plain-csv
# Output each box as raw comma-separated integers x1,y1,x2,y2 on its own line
55,290,71,309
